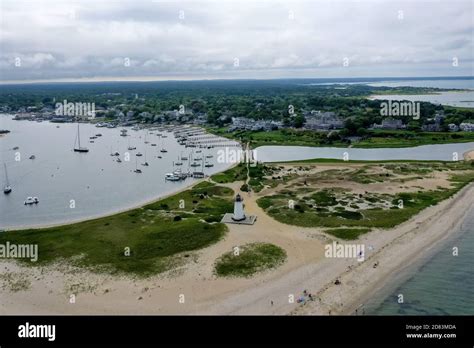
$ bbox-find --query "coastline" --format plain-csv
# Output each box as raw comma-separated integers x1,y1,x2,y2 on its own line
0,155,473,314
292,182,474,316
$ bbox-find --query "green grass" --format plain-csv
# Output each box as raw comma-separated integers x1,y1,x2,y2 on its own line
214,243,287,277
323,228,372,240
0,182,234,277
210,127,474,149
210,163,247,183
257,164,474,234
354,130,474,148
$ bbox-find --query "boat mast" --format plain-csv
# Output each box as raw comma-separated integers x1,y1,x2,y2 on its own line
77,123,82,149
4,163,9,186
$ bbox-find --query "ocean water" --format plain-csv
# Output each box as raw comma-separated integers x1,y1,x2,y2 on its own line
0,116,238,229
365,208,474,315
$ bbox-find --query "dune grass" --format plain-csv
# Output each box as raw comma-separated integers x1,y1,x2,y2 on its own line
214,243,287,277
0,181,234,277
257,163,474,238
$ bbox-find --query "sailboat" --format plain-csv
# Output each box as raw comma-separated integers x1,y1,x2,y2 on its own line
127,137,136,151
74,123,89,152
175,156,183,166
160,139,167,152
141,150,149,166
144,131,149,144
3,163,12,194
134,156,142,173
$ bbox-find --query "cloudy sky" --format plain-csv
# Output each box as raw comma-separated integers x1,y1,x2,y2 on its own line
0,0,472,82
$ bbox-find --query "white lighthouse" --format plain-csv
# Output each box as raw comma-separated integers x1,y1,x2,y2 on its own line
232,194,246,221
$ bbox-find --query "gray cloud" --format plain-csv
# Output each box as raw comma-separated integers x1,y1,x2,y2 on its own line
0,0,472,82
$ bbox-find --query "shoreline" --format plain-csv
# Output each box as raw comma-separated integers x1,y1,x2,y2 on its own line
2,163,240,231
0,169,473,314
292,182,474,316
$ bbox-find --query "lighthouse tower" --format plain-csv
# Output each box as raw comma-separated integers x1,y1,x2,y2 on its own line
232,194,246,221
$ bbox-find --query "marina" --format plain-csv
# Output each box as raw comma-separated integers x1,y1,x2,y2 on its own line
0,115,240,229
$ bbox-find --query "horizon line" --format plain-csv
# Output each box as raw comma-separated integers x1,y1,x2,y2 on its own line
1,75,473,86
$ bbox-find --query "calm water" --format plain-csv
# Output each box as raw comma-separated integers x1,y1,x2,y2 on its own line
370,91,474,108
256,143,474,162
368,78,474,108
0,116,238,229
368,79,474,90
365,208,474,315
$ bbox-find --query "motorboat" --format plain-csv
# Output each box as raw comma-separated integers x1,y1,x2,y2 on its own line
24,196,39,205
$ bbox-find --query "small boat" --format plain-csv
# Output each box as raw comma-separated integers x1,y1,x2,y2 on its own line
12,146,19,150
95,133,102,137
157,156,162,159
116,158,122,163
134,157,142,173
151,144,157,146
73,123,89,153
160,148,168,153
89,141,94,143
141,162,149,166
120,129,128,136
128,146,136,150
196,150,202,153
165,173,181,181
191,162,200,167
206,155,213,158
3,163,12,194
205,163,214,168
56,125,60,128
24,196,39,205
29,155,36,160
136,152,143,157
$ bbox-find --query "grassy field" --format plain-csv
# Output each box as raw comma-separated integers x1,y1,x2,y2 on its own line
323,228,372,240
257,162,474,239
355,130,474,148
209,128,474,149
214,243,287,277
210,163,247,183
0,181,234,276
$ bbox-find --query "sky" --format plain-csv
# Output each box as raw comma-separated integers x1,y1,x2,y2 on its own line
0,0,473,82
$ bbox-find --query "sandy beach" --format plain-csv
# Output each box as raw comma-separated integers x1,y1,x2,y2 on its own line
1,163,473,315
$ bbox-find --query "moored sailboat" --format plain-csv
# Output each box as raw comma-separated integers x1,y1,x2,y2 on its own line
73,123,89,153
3,163,12,194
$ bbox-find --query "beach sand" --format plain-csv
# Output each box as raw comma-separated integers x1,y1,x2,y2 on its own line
1,165,473,315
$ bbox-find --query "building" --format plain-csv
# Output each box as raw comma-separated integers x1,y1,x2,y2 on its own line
448,123,459,132
221,193,257,225
232,194,246,221
460,123,474,132
371,117,405,130
303,111,344,131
